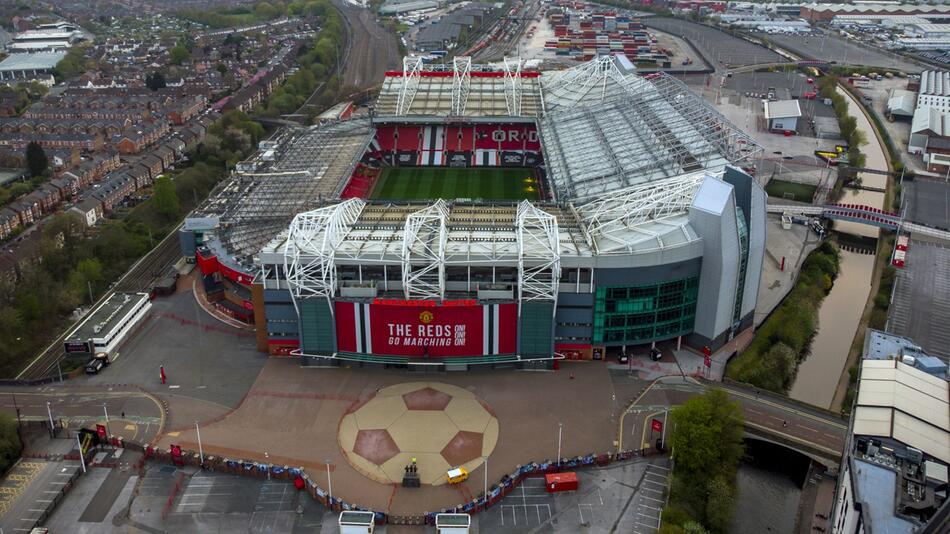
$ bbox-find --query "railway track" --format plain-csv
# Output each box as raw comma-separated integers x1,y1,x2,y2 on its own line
15,224,184,381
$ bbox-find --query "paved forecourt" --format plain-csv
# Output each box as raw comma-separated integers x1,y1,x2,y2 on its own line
156,358,618,516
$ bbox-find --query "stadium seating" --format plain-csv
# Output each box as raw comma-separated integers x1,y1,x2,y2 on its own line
371,123,543,168
340,164,381,199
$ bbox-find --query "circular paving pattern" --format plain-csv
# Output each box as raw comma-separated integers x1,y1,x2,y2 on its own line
338,382,499,486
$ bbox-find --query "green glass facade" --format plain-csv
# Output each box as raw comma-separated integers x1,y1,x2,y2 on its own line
733,207,749,324
592,277,699,345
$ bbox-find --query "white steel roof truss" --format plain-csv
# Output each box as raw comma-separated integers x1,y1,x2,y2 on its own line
396,56,423,116
402,200,449,300
283,198,365,300
503,57,523,117
517,200,561,308
452,56,472,116
579,174,705,254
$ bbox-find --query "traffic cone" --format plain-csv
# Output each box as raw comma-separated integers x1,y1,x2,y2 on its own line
569,372,575,380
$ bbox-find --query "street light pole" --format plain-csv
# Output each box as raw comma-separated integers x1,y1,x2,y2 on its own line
661,409,669,450
76,433,86,473
102,403,111,442
556,422,563,467
195,421,204,466
326,459,333,505
46,402,55,437
483,457,488,499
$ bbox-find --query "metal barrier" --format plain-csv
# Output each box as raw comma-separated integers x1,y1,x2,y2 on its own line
130,435,654,525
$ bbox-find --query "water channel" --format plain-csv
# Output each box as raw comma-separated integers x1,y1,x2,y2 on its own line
787,86,887,409
731,440,812,534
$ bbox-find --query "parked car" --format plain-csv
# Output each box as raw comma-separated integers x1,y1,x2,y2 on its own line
85,353,110,375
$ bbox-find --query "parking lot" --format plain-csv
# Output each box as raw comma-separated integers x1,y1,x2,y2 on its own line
888,240,950,362
128,465,328,533
474,459,670,533
904,178,950,230
0,459,82,534
645,18,782,67
761,33,922,74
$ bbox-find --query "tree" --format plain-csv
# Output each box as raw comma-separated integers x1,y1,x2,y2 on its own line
25,141,48,177
146,71,166,91
68,258,103,303
668,389,745,533
152,176,180,221
169,44,191,65
0,412,20,475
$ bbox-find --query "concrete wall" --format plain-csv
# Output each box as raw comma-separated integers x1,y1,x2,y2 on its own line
689,177,740,342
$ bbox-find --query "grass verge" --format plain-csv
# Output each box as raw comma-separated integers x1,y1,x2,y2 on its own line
725,241,841,393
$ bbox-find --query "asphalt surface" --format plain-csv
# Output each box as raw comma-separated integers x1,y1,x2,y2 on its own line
905,178,950,230
761,32,923,74
128,466,327,533
644,17,782,67
617,377,848,461
887,240,950,362
0,389,163,444
0,459,82,534
474,459,671,534
73,288,267,410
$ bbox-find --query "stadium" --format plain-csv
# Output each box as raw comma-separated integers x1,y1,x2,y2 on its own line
181,55,766,369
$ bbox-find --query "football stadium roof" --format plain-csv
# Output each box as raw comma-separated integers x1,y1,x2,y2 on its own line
194,118,374,267
375,57,542,121
193,55,762,291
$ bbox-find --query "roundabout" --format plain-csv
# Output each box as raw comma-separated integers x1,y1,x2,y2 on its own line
338,382,499,486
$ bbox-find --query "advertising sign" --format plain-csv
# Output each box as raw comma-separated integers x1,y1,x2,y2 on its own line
96,424,107,440
651,418,663,433
64,341,91,353
335,301,517,357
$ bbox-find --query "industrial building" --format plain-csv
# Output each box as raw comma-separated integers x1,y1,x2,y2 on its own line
830,359,949,534
0,51,66,83
181,55,765,369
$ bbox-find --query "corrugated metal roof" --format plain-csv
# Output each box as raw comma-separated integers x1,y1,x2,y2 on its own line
920,70,950,96
853,359,950,463
0,51,66,71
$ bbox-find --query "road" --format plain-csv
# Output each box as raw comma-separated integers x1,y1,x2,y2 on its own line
619,377,847,460
0,388,164,444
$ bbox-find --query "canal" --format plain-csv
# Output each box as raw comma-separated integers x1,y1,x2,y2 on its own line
731,440,812,534
787,85,887,409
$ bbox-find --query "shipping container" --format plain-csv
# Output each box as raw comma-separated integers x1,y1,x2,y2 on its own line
545,472,579,493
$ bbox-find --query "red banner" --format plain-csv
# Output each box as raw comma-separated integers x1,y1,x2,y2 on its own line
96,424,107,440
651,419,663,433
335,301,517,357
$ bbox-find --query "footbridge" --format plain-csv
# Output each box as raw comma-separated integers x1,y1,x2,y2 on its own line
620,377,847,469
769,203,950,242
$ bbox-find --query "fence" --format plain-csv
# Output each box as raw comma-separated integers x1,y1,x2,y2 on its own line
125,435,656,525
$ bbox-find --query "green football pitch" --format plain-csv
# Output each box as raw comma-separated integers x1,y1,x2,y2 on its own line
369,167,541,201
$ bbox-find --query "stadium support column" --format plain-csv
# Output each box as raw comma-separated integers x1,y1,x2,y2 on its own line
516,201,561,359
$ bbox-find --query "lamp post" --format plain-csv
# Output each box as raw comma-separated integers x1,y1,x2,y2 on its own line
195,421,204,466
326,459,333,506
76,433,86,473
483,457,488,500
102,403,111,444
556,422,563,467
46,401,55,437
